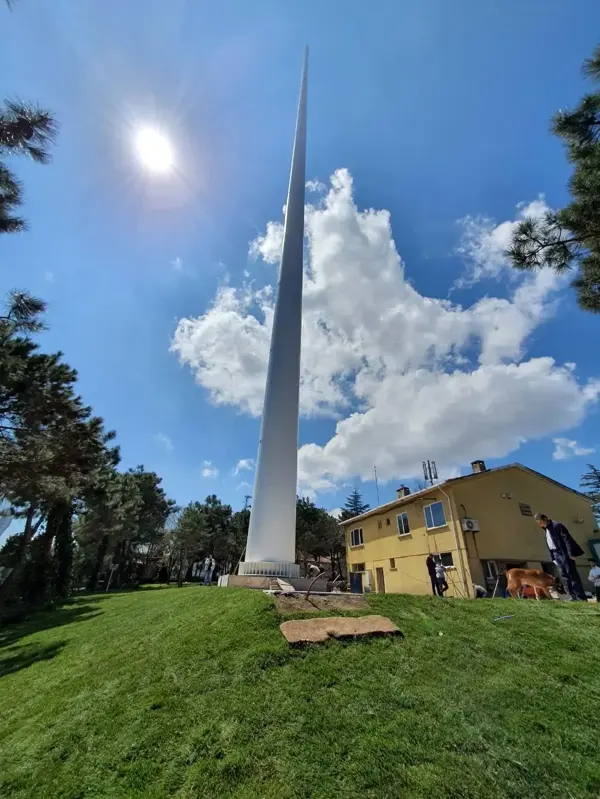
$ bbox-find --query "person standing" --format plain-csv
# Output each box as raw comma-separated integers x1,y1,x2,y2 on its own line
426,554,440,596
588,559,600,603
534,513,587,601
435,558,449,596
202,556,214,586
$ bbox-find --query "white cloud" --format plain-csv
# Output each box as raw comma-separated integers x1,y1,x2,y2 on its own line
328,508,342,520
299,361,599,492
201,460,219,478
172,285,273,416
171,256,184,272
306,179,326,193
456,195,551,286
172,169,600,495
233,458,255,475
154,432,174,453
552,438,595,461
249,220,284,264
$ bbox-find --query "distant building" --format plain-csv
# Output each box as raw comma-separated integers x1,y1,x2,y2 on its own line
339,461,598,597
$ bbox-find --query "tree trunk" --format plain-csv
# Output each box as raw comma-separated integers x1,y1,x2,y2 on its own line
54,503,74,599
113,539,130,588
0,502,38,605
88,535,108,591
177,546,184,587
40,502,63,558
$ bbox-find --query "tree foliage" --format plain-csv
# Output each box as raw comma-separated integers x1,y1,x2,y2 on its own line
296,496,345,577
339,488,370,521
0,293,118,604
0,99,57,233
0,291,119,505
581,463,600,524
167,503,208,586
507,43,600,312
163,496,247,586
73,466,176,590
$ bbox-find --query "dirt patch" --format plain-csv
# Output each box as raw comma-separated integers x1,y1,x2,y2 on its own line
275,593,368,614
280,615,402,645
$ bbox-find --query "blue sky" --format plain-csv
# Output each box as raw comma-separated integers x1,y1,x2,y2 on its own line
2,0,600,524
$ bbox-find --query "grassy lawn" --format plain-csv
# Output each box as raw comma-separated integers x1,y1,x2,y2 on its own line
1,587,600,799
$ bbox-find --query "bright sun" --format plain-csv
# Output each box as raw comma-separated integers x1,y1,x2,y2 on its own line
134,127,175,173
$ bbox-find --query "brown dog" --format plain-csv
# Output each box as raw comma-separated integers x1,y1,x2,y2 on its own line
506,568,555,600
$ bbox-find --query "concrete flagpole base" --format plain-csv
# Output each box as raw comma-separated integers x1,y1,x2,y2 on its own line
238,561,300,579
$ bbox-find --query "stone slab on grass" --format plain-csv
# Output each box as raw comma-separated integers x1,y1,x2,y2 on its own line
280,614,403,645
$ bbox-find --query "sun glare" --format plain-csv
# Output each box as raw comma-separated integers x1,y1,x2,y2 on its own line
134,127,175,173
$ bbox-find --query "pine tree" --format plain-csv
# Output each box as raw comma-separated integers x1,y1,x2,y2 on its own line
170,503,209,586
507,43,600,312
295,496,324,570
0,99,57,233
0,293,118,603
230,508,250,569
581,464,600,523
295,496,345,575
73,465,178,590
339,488,370,521
125,468,174,582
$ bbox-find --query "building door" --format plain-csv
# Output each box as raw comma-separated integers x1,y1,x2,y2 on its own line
376,567,386,594
482,560,499,594
349,572,363,594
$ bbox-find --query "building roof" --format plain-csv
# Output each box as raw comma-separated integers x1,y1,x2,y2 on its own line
338,462,590,526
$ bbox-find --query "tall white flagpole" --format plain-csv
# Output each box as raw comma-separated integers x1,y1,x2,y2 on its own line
240,50,308,579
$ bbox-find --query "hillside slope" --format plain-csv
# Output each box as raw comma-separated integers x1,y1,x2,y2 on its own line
1,587,599,799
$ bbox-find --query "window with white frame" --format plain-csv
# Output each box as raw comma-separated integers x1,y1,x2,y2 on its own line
424,501,446,530
397,512,410,536
350,528,363,547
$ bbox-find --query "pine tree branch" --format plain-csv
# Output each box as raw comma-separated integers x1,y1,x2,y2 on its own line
583,44,600,82
0,100,57,163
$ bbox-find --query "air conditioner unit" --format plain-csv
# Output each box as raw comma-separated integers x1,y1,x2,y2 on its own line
461,518,480,533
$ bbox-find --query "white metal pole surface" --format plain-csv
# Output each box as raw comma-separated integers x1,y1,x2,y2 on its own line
240,50,308,578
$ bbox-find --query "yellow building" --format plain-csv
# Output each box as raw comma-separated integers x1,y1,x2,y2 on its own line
340,460,598,598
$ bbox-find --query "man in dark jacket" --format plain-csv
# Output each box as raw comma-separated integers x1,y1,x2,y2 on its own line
426,554,440,596
535,513,587,601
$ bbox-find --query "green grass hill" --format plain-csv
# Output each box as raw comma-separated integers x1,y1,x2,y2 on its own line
1,587,599,799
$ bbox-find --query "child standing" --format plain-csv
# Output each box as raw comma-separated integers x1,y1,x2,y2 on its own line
588,560,600,603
